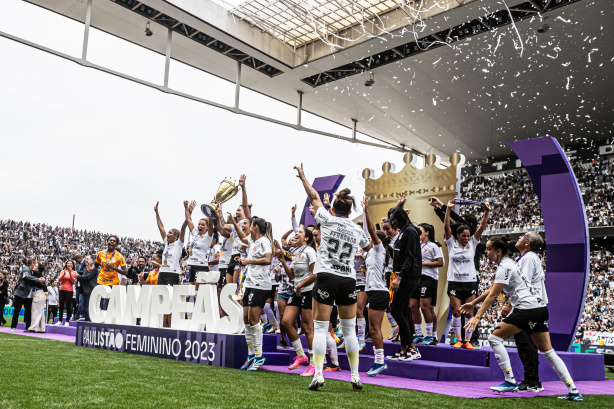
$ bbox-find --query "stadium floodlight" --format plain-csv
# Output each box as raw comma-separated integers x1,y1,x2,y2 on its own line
537,17,550,34
145,22,153,37
364,72,375,87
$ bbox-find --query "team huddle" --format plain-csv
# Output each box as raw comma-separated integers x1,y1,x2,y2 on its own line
91,165,582,401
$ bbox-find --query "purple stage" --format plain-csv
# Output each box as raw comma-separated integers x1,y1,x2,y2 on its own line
267,334,605,382
261,364,614,398
1,326,611,398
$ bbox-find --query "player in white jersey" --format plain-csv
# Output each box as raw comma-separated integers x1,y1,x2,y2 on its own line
361,197,391,376
410,223,444,346
503,231,547,392
444,197,490,349
278,227,318,376
183,200,214,286
381,219,399,340
294,164,370,391
229,214,274,372
154,201,188,327
462,236,582,401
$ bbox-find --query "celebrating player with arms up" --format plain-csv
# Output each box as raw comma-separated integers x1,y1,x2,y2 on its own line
294,164,370,391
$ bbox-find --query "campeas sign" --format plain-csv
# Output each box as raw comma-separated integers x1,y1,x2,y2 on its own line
88,274,244,334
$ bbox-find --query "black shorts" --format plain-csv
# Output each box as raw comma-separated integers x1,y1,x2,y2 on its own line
411,276,438,305
189,265,209,283
217,271,226,288
158,272,180,286
356,285,366,293
243,287,269,308
447,281,478,301
504,306,549,333
288,291,313,310
366,291,390,311
267,285,278,300
312,273,357,306
227,254,240,274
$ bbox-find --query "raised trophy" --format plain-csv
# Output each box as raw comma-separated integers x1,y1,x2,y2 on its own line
201,178,238,219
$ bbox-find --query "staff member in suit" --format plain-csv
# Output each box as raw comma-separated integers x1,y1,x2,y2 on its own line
77,255,100,322
11,259,44,331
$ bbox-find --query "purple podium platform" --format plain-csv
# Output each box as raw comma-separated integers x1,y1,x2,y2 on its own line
266,334,604,382
17,322,77,336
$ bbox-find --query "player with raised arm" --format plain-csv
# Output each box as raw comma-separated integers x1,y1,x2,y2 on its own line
361,197,391,376
444,197,490,349
184,200,214,286
294,164,370,391
228,214,274,371
462,236,582,401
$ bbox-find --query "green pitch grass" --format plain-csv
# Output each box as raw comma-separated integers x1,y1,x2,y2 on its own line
0,333,611,409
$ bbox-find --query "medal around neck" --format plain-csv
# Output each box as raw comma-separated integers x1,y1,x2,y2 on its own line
201,178,238,219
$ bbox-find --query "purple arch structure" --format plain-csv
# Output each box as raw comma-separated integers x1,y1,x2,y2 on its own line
509,136,589,351
300,174,345,227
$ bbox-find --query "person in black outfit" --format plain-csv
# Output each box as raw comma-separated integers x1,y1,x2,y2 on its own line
386,197,423,361
76,255,100,322
430,197,484,348
127,256,148,284
11,258,45,331
0,271,9,326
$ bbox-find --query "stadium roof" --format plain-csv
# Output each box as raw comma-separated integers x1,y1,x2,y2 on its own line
8,0,613,162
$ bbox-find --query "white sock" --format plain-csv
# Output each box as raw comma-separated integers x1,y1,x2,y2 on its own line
313,320,328,376
264,304,277,325
433,331,438,340
260,314,267,325
489,334,515,383
357,317,366,341
541,349,578,393
252,323,263,358
291,339,305,357
451,316,461,340
387,312,397,326
465,328,473,342
326,332,339,365
340,318,360,377
374,348,385,364
425,323,433,336
244,324,255,356
414,323,422,336
309,349,314,365
274,301,280,324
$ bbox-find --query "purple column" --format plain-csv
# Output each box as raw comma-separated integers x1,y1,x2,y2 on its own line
300,175,345,227
509,136,589,351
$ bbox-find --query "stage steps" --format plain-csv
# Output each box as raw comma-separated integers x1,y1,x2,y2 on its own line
17,322,77,336
264,333,605,382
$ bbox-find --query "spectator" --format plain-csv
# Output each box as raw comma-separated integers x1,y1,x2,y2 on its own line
72,254,86,321
55,260,77,326
10,258,43,331
47,279,59,324
28,262,48,333
77,255,99,322
0,271,8,326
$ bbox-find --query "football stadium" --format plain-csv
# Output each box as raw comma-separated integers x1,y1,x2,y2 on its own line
1,0,613,407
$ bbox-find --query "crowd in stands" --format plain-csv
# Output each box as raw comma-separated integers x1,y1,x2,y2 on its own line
579,247,614,333
462,155,614,232
0,220,161,302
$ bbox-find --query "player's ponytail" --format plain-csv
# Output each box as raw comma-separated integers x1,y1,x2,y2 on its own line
490,235,511,256
332,188,355,216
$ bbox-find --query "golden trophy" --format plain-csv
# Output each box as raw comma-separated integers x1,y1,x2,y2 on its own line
201,178,238,219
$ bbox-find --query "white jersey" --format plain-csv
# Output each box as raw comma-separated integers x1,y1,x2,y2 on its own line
314,208,369,278
243,237,273,291
495,257,543,310
187,228,213,266
365,242,387,292
291,246,317,292
218,236,233,268
445,236,478,282
421,241,444,280
207,243,221,271
231,220,247,255
354,248,367,286
269,258,281,285
160,238,183,274
517,252,548,306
